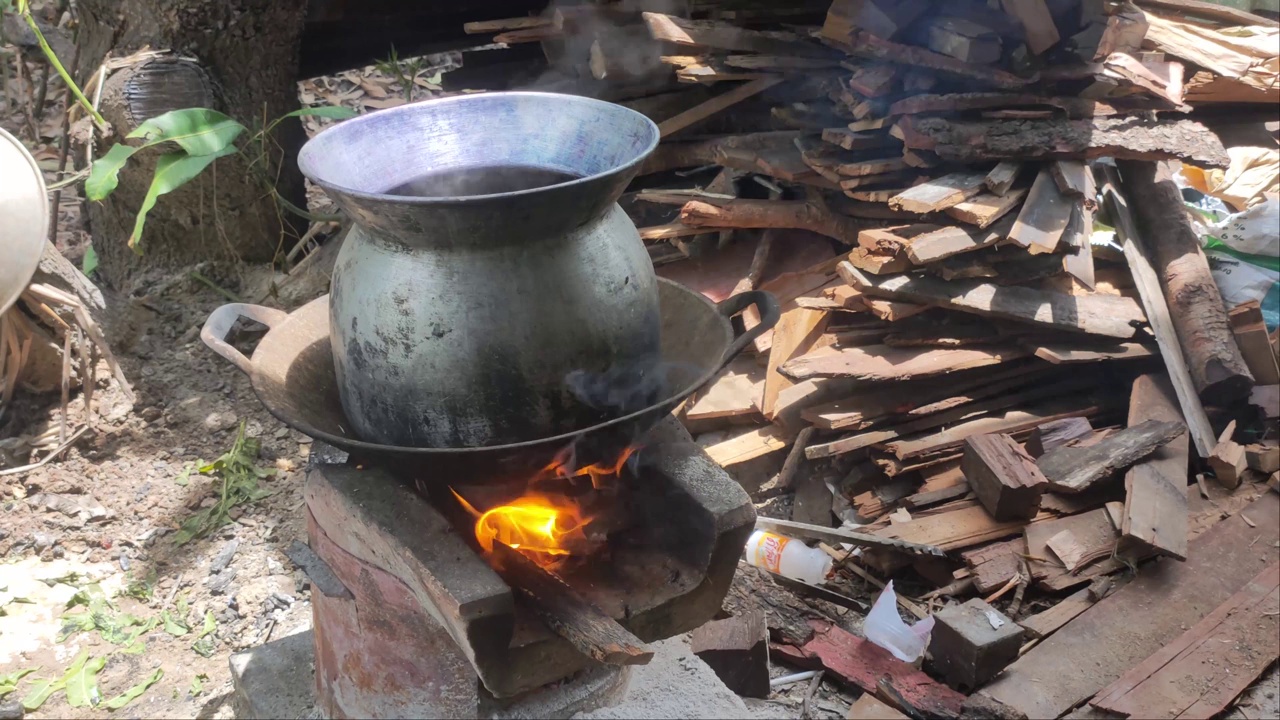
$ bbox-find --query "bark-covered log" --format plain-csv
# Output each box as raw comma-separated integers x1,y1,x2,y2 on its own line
77,0,310,289
1117,160,1255,403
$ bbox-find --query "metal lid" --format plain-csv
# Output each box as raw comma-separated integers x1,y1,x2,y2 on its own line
0,127,49,316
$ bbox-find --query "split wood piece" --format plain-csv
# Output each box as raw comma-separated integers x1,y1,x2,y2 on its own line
821,127,890,151
985,162,1023,195
639,222,704,241
1118,161,1255,402
1228,300,1280,385
898,116,1231,169
847,693,909,719
679,198,865,245
684,357,763,424
1091,562,1280,719
821,0,929,42
663,55,772,84
1121,374,1189,561
1060,203,1096,289
944,189,1027,230
885,394,1111,460
845,247,912,275
846,64,900,97
999,0,1060,54
924,16,1002,64
690,611,770,698
829,30,1032,90
763,307,828,419
1025,417,1093,458
773,619,966,718
904,483,971,510
963,433,1049,520
805,372,1095,459
1017,578,1114,640
1246,444,1280,475
705,425,789,467
874,503,1050,552
834,158,910,180
1045,528,1100,571
1095,2,1149,60
1037,420,1184,494
848,117,892,133
961,539,1024,594
490,544,653,666
863,298,929,322
1050,160,1094,199
982,491,1279,718
1023,507,1124,587
1208,436,1247,490
1100,166,1216,458
842,265,1145,339
1008,168,1074,254
657,77,785,138
781,341,1028,383
887,172,987,213
464,16,551,34
756,516,946,558
642,12,821,56
1101,52,1186,107
640,130,801,175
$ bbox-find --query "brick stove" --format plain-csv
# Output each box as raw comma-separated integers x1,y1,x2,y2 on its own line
299,416,755,718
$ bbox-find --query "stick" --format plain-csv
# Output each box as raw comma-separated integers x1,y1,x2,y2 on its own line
0,425,90,477
25,283,134,402
489,544,654,666
730,230,775,295
658,77,783,138
757,517,948,558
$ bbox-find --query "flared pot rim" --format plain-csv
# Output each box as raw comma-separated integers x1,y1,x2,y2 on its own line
297,91,660,206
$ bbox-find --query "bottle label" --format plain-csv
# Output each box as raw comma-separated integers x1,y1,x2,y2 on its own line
754,532,788,573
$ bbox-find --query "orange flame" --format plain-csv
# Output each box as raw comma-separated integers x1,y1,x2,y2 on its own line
451,445,639,569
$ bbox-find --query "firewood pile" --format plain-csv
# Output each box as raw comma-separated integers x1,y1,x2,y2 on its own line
465,0,1280,715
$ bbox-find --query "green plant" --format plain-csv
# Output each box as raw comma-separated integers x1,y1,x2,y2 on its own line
172,421,275,545
7,0,105,126
86,105,357,252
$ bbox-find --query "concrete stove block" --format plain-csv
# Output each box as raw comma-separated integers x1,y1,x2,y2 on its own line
229,627,315,719
928,599,1023,691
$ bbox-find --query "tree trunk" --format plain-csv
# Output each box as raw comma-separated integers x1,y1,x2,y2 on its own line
77,0,309,289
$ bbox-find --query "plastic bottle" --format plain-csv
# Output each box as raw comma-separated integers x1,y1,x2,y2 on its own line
743,530,833,584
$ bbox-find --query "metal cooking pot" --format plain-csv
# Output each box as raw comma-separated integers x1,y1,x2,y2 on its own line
201,279,778,483
297,92,664,449
0,127,49,316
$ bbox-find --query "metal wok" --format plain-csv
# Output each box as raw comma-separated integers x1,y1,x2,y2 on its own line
201,278,778,483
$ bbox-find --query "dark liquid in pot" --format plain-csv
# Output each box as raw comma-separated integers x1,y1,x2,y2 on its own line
384,165,581,198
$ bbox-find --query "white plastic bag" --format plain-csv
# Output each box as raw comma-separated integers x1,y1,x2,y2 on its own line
864,580,934,663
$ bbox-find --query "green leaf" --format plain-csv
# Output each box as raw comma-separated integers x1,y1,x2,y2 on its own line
0,667,38,697
126,108,247,156
85,144,139,201
102,667,163,710
127,146,236,252
82,246,99,275
190,673,204,696
20,677,64,711
192,611,218,657
63,652,106,708
161,610,190,636
282,106,358,120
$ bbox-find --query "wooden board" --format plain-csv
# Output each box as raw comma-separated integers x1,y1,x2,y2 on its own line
657,77,785,138
764,307,829,419
1018,586,1097,640
1031,342,1155,364
985,162,1023,195
781,343,1028,382
945,189,1027,229
887,172,987,213
999,0,1060,54
684,357,764,423
842,264,1146,339
884,394,1111,460
1038,420,1185,494
980,492,1280,719
873,503,1050,551
1091,562,1280,719
1008,168,1075,253
908,216,1015,264
705,426,789,466
1121,374,1189,561
1229,300,1280,385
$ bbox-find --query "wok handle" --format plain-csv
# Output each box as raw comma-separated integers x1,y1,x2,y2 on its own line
201,303,289,376
715,290,780,370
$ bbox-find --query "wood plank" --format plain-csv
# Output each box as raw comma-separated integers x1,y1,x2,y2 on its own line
772,620,966,718
1122,374,1189,561
1091,562,1280,719
490,543,654,666
828,29,1032,90
764,307,829,418
999,0,1061,54
1100,165,1217,457
1031,342,1156,364
985,162,1023,195
1026,417,1093,457
705,426,789,467
685,357,764,423
898,116,1230,169
658,77,785,138
963,433,1049,520
846,246,913,275
756,517,946,558
980,491,1280,719
874,503,1051,551
781,343,1028,382
681,198,867,244
1229,300,1280,385
841,264,1146,339
464,16,550,34
1008,168,1075,253
885,394,1111,460
961,538,1024,594
944,189,1027,229
1017,581,1110,640
924,16,1002,64
1024,507,1124,587
1038,420,1185,494
887,172,987,213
